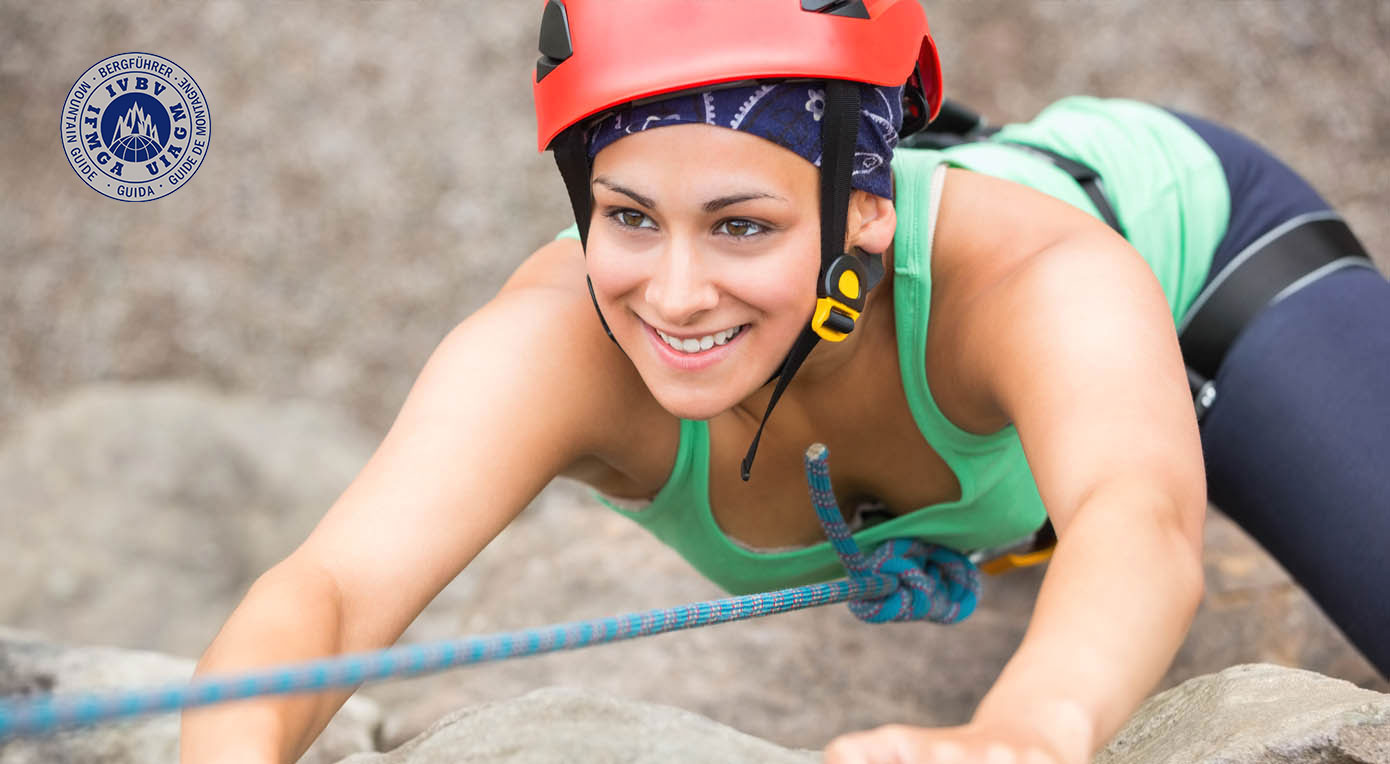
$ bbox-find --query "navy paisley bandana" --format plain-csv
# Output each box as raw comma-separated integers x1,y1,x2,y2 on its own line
586,82,903,200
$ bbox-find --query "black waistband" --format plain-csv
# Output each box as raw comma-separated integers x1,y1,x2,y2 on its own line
1178,214,1374,381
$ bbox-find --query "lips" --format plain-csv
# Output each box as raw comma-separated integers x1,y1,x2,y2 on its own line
641,319,749,371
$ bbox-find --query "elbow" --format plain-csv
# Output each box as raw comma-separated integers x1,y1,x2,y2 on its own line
1077,475,1208,616
1137,466,1208,614
1162,488,1207,621
1173,523,1206,622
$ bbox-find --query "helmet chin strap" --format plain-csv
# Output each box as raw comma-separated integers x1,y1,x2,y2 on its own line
552,80,883,481
740,244,883,481
552,126,624,350
739,80,880,481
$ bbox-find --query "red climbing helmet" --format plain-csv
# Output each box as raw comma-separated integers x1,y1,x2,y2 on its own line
532,0,943,152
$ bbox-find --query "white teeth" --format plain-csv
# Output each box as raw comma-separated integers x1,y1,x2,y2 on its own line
656,325,744,354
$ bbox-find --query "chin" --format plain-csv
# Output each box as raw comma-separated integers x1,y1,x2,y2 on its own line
644,380,743,422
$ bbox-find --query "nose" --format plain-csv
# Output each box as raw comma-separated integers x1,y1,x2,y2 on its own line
644,238,719,326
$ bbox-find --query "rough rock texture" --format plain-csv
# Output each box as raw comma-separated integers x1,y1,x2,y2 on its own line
0,627,380,764
339,687,819,764
348,665,1390,764
1098,664,1390,764
4,650,1388,763
0,384,375,657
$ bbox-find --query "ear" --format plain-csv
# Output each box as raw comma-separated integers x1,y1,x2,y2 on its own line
845,190,897,254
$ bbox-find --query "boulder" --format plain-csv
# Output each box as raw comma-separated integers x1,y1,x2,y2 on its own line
0,627,380,764
338,686,818,764
4,629,1388,764
345,664,1390,764
1099,663,1390,764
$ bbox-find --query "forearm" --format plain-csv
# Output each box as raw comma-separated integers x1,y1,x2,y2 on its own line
972,484,1204,761
180,558,353,764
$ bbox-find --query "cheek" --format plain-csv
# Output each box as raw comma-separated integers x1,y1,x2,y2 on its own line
584,240,648,305
724,250,819,319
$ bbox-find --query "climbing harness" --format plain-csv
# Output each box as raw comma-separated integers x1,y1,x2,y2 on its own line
0,445,981,741
1177,210,1376,418
969,521,1057,576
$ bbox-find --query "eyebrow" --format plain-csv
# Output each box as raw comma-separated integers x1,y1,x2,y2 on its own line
593,178,656,209
701,192,784,213
592,177,786,214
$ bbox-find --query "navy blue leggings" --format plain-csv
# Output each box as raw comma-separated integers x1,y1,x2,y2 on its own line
1173,112,1390,676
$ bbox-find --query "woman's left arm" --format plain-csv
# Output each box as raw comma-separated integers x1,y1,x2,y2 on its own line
968,225,1208,760
830,183,1207,763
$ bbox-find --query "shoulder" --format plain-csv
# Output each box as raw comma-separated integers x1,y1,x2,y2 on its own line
923,167,1152,431
926,169,1204,522
481,237,681,496
931,166,1167,351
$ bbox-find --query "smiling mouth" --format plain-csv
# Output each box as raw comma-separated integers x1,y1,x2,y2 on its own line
653,324,748,354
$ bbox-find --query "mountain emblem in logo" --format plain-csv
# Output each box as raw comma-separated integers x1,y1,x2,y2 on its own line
60,52,211,202
104,95,169,163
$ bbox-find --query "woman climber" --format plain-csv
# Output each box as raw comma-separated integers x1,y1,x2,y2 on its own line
181,1,1390,762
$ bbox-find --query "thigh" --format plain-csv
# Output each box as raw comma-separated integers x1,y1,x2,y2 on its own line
1199,264,1390,676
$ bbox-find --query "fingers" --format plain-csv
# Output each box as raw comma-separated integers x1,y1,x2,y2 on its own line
824,725,948,764
824,724,1062,764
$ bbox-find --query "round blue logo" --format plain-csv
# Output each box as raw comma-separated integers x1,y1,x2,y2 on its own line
61,52,211,202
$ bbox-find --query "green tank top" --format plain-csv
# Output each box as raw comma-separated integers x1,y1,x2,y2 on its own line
561,97,1230,595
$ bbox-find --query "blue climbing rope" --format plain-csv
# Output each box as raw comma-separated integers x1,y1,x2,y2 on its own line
0,444,980,740
804,443,980,623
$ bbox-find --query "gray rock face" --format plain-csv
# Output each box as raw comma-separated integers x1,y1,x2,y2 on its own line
0,383,375,657
1099,664,1390,764
348,665,1390,764
3,629,1389,764
339,687,819,764
0,627,380,764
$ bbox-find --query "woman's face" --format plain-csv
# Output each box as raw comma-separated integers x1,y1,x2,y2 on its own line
586,123,822,420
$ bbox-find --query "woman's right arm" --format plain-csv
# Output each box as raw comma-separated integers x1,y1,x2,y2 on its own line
179,240,653,763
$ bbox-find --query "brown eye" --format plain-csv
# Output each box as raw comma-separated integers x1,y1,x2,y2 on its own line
717,219,765,238
613,209,655,229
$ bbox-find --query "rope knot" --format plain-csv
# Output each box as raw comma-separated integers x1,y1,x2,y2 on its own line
803,444,980,624
849,538,979,623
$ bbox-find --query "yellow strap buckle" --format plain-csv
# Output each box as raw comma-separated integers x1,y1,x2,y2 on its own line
809,255,871,342
811,297,860,342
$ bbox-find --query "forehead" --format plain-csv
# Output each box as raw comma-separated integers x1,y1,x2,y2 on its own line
592,123,818,194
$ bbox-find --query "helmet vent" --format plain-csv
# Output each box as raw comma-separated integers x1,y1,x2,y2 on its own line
536,0,573,83
800,0,870,19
